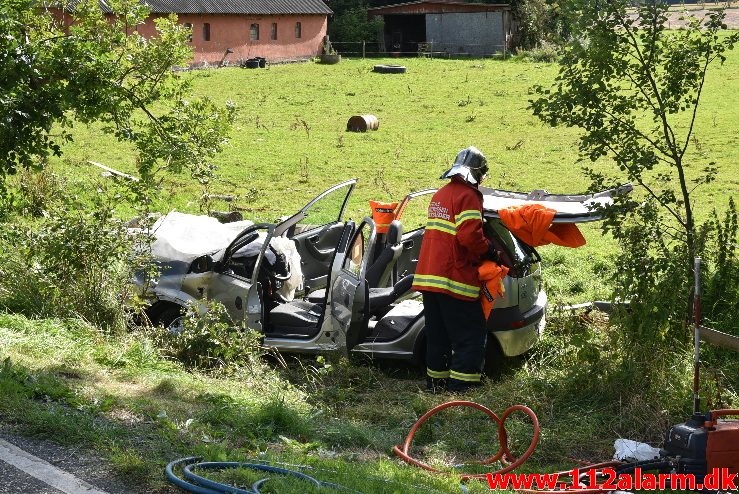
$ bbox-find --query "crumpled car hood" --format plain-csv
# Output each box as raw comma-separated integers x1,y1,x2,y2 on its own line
148,211,254,263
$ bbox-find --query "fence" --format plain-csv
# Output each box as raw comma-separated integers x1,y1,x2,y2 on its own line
330,41,511,59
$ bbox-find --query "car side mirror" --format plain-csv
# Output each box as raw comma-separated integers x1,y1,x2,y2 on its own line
190,254,214,274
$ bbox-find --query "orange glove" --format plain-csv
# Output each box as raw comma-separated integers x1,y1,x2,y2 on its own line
478,260,509,319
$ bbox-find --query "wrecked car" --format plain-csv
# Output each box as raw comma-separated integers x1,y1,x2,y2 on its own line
134,179,630,373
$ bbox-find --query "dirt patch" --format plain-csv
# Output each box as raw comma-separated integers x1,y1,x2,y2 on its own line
660,7,739,29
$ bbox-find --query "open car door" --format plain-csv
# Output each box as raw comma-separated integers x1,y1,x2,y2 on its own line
329,218,377,352
239,180,356,335
393,189,436,284
286,180,357,294
207,223,275,324
480,184,633,223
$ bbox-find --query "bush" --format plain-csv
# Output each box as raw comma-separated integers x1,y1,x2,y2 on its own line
703,198,739,333
0,189,135,332
601,197,738,362
153,300,268,371
14,168,65,217
516,42,561,62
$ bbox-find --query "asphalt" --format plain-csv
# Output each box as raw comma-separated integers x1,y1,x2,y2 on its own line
0,458,64,494
0,427,141,494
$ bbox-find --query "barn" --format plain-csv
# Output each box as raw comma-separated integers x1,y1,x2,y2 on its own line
368,0,513,57
57,0,333,65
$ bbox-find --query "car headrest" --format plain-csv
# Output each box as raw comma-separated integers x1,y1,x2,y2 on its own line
386,220,403,245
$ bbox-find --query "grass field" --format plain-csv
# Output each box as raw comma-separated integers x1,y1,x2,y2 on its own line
48,49,739,302
2,47,738,493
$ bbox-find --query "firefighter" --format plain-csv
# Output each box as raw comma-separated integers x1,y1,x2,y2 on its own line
411,146,497,393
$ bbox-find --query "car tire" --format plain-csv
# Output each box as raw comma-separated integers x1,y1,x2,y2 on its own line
483,337,525,377
412,333,427,370
483,338,505,377
153,304,185,335
373,64,407,74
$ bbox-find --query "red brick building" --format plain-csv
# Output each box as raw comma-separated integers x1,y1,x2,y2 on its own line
62,0,333,65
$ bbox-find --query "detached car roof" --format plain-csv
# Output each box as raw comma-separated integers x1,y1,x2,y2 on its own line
480,184,633,223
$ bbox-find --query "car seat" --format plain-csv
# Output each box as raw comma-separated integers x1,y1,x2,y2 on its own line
269,220,411,338
306,220,405,304
268,300,323,338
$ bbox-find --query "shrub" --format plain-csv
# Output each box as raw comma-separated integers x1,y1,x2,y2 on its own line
516,42,561,62
153,300,268,371
14,168,65,217
0,190,135,332
703,198,739,333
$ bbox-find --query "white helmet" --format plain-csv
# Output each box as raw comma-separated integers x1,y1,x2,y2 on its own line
440,146,489,185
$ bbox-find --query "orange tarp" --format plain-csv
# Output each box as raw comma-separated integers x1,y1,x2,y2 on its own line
498,204,586,248
478,261,509,319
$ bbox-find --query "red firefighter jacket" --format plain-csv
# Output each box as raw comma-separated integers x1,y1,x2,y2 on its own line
412,177,492,301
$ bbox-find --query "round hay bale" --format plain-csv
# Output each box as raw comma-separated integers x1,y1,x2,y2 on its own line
347,115,379,132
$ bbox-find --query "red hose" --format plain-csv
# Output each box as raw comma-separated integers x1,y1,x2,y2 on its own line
392,400,540,479
393,400,623,493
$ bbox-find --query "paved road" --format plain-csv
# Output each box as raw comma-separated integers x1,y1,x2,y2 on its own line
666,7,739,28
0,430,138,494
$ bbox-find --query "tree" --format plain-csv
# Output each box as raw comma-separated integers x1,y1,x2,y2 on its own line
328,0,383,44
0,0,234,192
509,0,568,49
530,0,738,347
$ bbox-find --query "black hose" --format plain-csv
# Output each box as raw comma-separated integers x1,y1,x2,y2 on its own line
166,457,358,494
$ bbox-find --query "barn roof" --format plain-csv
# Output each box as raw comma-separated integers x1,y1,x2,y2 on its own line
368,0,508,14
58,0,332,15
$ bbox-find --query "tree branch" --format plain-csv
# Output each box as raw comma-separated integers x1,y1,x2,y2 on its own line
602,140,686,228
622,20,681,161
681,53,711,158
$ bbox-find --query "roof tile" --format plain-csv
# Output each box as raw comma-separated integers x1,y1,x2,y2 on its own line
94,0,332,15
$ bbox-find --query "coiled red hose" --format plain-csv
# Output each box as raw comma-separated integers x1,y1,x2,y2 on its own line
392,400,540,479
393,400,623,493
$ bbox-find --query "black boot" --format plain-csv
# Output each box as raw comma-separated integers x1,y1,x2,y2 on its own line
446,378,482,393
426,377,447,394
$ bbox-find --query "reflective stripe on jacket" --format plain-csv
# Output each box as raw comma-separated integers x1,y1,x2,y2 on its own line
412,177,491,301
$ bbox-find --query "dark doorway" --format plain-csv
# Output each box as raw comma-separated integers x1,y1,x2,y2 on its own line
383,14,426,54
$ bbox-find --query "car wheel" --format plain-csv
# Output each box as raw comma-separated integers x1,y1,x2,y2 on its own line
483,337,506,377
154,305,185,335
483,337,525,377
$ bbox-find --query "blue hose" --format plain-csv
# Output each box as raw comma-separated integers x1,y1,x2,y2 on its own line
165,457,357,494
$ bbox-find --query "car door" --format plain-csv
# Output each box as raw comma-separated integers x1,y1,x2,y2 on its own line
329,218,377,352
393,189,436,283
288,180,357,294
208,223,275,323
